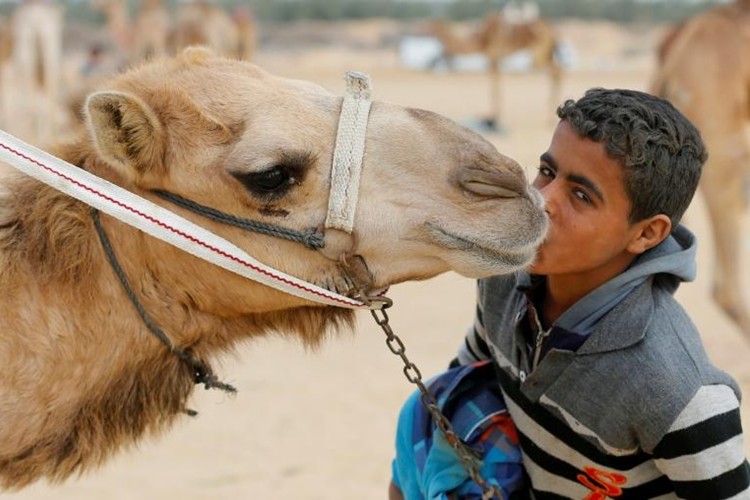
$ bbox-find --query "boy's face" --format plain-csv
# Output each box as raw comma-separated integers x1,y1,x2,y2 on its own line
529,120,644,284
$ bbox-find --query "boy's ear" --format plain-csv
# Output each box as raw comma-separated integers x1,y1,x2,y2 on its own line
627,214,672,255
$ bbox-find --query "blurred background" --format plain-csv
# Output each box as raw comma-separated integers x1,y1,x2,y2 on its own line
0,0,737,145
2,0,749,498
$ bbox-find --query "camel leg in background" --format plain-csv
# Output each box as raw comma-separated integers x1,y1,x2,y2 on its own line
36,4,62,144
700,124,750,339
11,3,62,144
488,58,503,131
11,5,36,140
546,47,562,119
548,63,561,111
0,62,11,133
531,41,562,123
0,17,11,132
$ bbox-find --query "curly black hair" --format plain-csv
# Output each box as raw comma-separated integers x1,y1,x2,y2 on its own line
557,88,707,230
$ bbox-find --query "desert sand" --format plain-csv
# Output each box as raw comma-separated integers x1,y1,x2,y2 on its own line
6,18,750,500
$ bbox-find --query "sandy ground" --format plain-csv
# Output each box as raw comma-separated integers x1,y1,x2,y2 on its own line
5,18,750,500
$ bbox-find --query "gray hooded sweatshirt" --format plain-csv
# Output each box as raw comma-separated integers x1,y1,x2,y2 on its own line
459,224,750,499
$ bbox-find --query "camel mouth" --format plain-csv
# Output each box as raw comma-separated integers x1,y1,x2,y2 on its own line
315,273,389,301
425,223,538,270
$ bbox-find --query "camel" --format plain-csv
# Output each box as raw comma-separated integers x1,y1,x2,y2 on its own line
232,4,259,61
6,0,64,144
0,47,547,488
131,0,171,62
170,0,257,61
428,7,562,130
91,0,171,66
91,0,132,57
651,0,750,339
94,0,257,64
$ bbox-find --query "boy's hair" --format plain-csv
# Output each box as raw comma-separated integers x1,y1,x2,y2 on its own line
557,88,707,229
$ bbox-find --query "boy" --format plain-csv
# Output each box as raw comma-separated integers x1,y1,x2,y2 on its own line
393,88,750,499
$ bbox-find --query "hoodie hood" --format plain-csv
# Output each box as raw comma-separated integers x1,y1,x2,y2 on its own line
520,224,697,336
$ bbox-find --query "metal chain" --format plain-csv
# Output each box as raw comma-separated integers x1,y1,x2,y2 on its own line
368,301,504,500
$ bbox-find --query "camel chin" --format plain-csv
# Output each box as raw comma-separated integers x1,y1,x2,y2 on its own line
433,241,540,279
424,222,545,278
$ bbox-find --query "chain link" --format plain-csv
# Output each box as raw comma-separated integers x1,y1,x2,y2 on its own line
370,306,504,500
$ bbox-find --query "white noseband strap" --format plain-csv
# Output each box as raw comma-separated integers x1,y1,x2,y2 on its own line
325,71,372,235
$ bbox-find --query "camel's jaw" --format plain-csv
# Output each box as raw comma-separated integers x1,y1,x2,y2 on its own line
422,192,549,278
425,223,539,270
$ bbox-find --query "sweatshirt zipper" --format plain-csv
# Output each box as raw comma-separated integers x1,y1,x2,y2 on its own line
530,306,552,371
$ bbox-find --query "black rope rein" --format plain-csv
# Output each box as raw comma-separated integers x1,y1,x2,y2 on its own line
152,189,325,250
91,209,237,397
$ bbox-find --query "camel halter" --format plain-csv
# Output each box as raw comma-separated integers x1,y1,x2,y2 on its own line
327,71,371,233
0,72,382,310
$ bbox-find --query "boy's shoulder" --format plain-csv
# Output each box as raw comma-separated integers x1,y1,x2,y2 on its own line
544,283,739,452
581,277,699,354
588,282,729,383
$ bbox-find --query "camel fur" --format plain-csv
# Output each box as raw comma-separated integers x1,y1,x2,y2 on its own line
0,47,547,488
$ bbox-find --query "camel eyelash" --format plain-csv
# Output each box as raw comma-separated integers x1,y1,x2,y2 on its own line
232,151,315,198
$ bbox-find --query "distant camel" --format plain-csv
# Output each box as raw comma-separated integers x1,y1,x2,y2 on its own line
428,9,562,130
91,0,170,65
0,47,547,488
131,0,171,61
170,0,258,60
651,0,750,338
7,0,64,144
93,0,257,64
90,0,131,64
232,5,259,61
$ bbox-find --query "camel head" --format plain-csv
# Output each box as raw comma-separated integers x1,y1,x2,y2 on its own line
81,47,547,315
0,46,547,488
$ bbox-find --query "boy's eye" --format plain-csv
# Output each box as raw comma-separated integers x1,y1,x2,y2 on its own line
533,165,554,188
573,189,592,205
538,165,554,178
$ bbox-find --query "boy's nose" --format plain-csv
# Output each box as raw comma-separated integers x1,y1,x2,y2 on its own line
537,181,558,216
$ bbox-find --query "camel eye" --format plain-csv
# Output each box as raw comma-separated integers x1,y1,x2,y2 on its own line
232,151,313,199
234,166,296,197
254,167,292,191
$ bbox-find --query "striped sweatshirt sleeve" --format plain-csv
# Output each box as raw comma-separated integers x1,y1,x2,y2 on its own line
653,384,750,499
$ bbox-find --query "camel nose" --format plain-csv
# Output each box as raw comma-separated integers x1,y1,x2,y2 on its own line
457,165,528,199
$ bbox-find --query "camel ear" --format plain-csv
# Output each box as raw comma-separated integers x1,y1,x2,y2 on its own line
84,91,165,179
178,45,216,64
